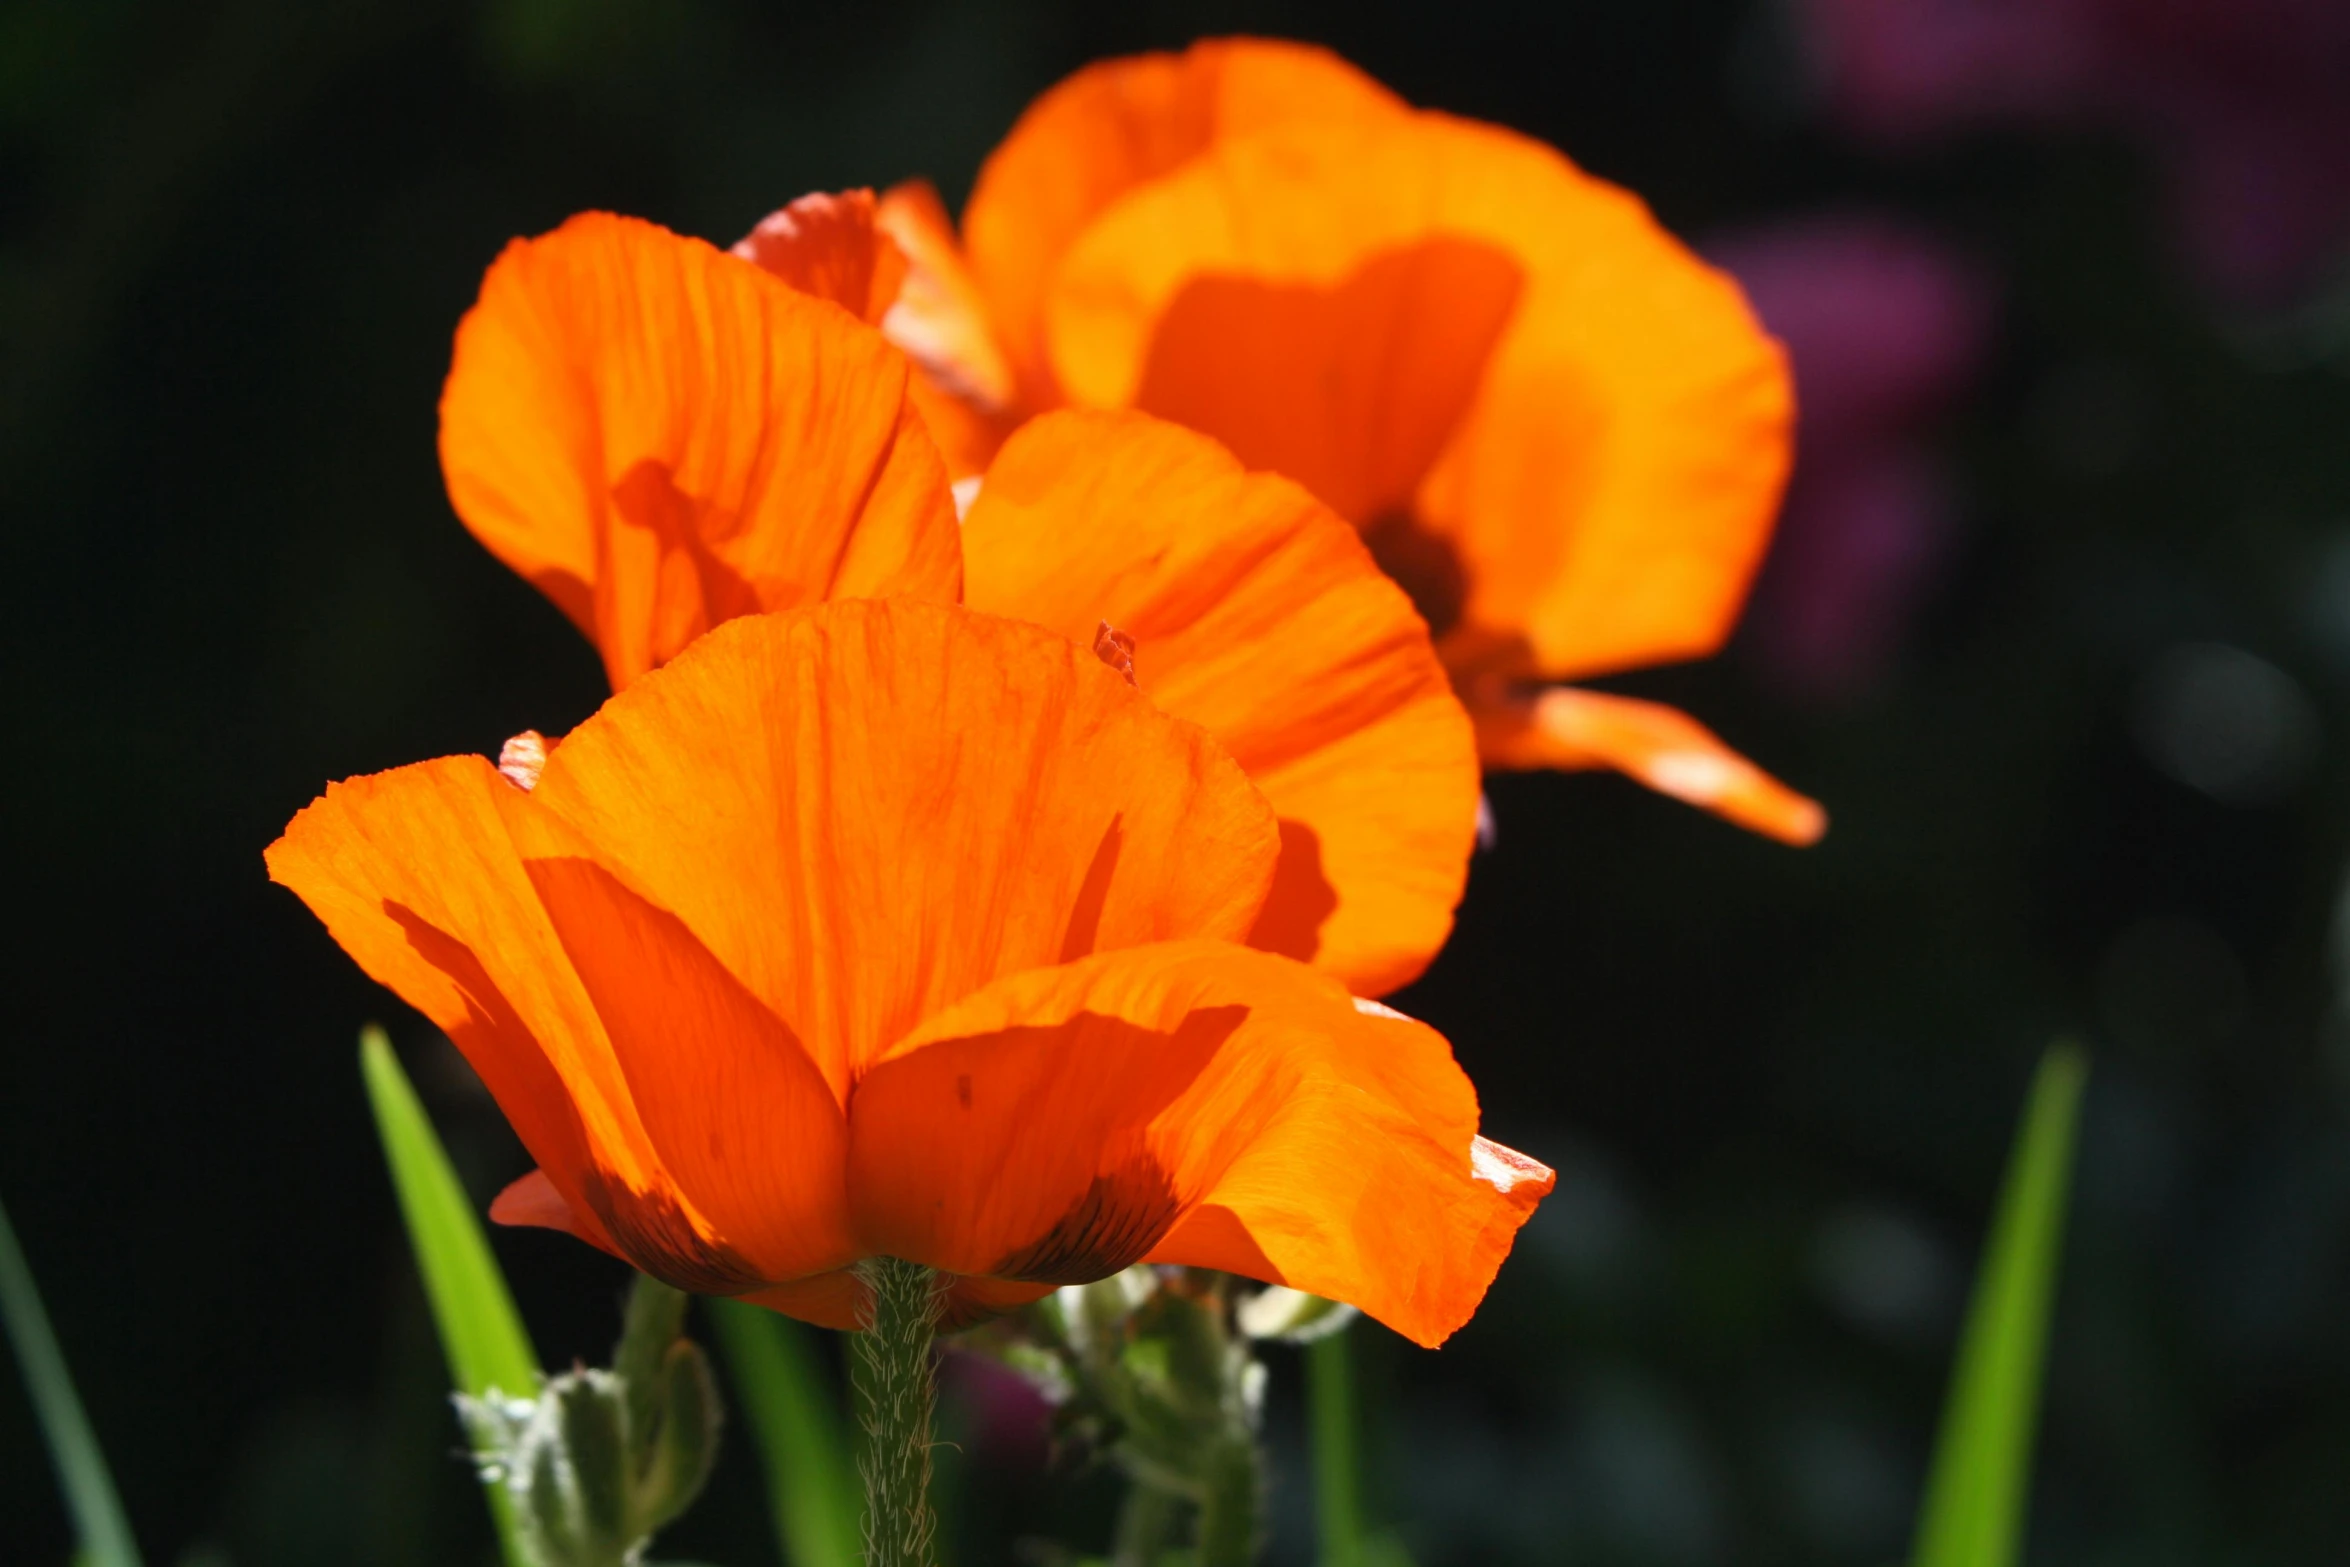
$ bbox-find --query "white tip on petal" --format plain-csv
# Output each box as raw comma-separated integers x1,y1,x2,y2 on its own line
1352,996,1412,1023
1640,750,1746,806
1471,1135,1554,1195
497,730,549,792
1475,791,1497,851
951,475,983,521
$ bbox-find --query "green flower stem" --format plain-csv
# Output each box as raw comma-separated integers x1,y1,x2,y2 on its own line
1111,1476,1183,1567
853,1258,942,1567
614,1272,690,1447
1193,1435,1265,1567
1307,1329,1365,1567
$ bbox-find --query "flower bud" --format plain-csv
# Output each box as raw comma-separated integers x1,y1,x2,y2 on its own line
553,1370,633,1554
630,1339,721,1537
452,1282,722,1567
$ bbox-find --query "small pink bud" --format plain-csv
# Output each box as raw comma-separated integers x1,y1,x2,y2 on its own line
498,730,549,792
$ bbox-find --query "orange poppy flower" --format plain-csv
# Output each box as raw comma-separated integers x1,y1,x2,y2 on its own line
440,211,1476,997
267,599,1550,1347
743,39,1824,845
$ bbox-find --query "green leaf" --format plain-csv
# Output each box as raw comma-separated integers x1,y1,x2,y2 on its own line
1911,1040,2090,1567
0,1187,143,1567
705,1296,861,1567
359,1023,540,1566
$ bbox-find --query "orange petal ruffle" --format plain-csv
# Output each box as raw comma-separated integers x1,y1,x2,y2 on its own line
272,600,1546,1336
514,599,1278,1095
1041,102,1793,686
852,940,1551,1348
962,37,1403,403
498,1176,1055,1334
268,756,855,1291
272,599,1280,1299
439,211,961,689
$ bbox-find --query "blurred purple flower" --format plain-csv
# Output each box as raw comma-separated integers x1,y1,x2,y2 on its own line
942,1346,1052,1468
1797,0,2096,136
1715,218,1995,701
1795,0,2350,300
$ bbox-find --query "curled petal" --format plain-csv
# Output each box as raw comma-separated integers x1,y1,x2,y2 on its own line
1476,685,1827,846
491,1168,601,1240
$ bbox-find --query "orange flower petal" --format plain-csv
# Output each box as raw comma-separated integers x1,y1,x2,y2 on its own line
731,183,1017,480
1044,111,1792,684
934,1275,1059,1331
847,940,1549,1347
962,410,1477,996
1112,236,1524,529
518,851,854,1282
266,756,850,1288
527,599,1281,1094
1475,686,1827,846
737,1270,867,1330
490,1168,606,1243
737,1269,1053,1334
962,38,1403,401
872,180,1023,479
268,758,625,1218
495,1175,1053,1334
439,211,961,689
732,188,909,324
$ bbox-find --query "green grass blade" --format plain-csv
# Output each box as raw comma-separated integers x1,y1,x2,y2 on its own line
359,1024,540,1565
1911,1040,2090,1567
1308,1329,1366,1567
0,1189,144,1567
706,1296,861,1567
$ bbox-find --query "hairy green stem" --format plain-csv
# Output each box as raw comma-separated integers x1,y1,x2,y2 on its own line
1111,1477,1182,1567
1193,1435,1264,1567
853,1258,942,1567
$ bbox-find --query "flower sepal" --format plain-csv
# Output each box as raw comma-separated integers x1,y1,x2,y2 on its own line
458,1275,720,1567
982,1267,1268,1564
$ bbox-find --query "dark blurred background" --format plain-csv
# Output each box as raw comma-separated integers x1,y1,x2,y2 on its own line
5,1,2349,1563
